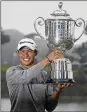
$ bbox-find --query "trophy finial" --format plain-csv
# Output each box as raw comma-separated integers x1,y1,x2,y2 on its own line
58,2,63,10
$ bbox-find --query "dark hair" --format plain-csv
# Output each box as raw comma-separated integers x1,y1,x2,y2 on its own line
19,46,27,50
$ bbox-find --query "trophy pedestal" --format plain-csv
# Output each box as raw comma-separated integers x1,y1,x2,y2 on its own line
52,79,75,84
51,58,75,84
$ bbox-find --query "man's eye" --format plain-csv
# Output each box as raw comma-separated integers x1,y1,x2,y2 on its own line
20,51,25,54
21,51,25,53
28,50,32,52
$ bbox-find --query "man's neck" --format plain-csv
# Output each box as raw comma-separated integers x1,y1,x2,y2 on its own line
20,63,35,69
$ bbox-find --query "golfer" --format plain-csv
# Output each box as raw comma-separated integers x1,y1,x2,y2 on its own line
6,38,71,112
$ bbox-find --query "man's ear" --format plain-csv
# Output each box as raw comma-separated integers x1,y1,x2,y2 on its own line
35,50,39,56
16,50,19,55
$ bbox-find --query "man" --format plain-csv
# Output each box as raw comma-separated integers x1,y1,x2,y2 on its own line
6,38,71,112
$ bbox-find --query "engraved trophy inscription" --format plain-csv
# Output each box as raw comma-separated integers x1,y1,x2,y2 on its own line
34,2,85,83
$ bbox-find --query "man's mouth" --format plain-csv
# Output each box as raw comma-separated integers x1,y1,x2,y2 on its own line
23,59,30,61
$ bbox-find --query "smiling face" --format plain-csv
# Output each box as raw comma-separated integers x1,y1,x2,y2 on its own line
17,47,38,68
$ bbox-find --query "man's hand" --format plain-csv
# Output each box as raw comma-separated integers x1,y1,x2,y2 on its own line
51,83,72,100
47,48,64,62
55,83,72,93
56,83,72,89
40,48,64,67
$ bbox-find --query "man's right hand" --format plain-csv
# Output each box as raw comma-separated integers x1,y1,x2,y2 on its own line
40,48,64,67
47,48,64,62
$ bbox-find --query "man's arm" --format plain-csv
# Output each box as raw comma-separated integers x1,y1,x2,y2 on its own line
45,84,72,112
45,84,60,112
6,62,47,85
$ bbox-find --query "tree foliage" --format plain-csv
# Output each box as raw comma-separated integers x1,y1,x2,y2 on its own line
1,29,10,44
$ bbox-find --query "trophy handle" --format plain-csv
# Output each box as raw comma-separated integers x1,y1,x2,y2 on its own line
74,18,85,42
34,17,48,41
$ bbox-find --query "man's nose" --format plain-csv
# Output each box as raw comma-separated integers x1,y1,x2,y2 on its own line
24,50,29,56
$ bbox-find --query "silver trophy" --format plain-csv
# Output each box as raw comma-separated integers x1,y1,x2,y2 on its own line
34,2,85,83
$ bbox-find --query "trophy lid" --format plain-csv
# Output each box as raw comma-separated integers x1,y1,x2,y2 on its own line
48,2,73,20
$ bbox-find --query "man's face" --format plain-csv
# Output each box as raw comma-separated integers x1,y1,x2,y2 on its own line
17,47,37,67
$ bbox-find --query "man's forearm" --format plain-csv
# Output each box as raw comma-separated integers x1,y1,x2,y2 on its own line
40,57,50,67
51,90,61,100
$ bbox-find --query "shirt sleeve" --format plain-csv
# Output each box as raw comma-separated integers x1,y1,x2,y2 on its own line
32,70,51,84
6,63,46,85
45,84,59,112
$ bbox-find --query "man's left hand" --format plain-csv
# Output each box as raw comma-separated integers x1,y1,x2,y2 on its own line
55,83,73,93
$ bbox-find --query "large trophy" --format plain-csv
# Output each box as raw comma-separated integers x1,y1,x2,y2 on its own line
34,2,85,83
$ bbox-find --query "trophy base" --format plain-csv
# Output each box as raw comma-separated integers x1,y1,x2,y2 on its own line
51,79,75,84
